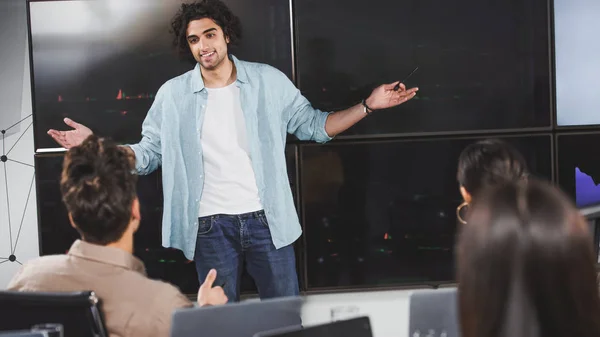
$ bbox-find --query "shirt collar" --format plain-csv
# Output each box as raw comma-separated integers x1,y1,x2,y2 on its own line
190,54,248,93
67,239,147,276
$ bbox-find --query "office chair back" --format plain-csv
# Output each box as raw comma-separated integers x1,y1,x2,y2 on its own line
0,291,108,337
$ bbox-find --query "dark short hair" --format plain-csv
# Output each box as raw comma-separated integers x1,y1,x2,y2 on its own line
457,139,528,198
170,0,242,63
457,179,600,337
60,135,137,245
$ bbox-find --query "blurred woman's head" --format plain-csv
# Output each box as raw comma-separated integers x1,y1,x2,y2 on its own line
456,139,528,223
456,179,600,337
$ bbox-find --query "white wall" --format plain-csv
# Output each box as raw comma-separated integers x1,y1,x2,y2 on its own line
0,15,39,288
0,0,27,137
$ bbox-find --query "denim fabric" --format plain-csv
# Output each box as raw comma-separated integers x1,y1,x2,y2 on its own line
194,210,299,302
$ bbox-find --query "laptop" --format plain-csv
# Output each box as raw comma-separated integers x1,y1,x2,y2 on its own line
0,332,47,337
409,288,460,337
171,296,303,337
254,316,372,337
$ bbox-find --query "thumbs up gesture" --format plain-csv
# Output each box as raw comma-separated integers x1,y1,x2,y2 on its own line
197,269,228,307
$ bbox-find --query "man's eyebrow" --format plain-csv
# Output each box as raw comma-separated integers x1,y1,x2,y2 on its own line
202,28,217,34
187,28,217,40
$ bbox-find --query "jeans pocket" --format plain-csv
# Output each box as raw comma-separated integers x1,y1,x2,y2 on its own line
197,217,213,235
258,212,269,228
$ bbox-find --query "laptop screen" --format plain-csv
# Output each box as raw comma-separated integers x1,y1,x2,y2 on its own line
256,317,372,337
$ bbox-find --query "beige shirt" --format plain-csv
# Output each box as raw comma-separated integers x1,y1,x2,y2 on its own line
7,240,193,337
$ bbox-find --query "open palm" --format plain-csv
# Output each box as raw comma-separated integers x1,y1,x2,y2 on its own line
366,82,418,110
47,118,93,149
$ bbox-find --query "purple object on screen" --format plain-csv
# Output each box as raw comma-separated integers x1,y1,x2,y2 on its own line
575,167,600,207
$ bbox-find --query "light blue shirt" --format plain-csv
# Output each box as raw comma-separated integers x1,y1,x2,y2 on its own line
128,55,333,260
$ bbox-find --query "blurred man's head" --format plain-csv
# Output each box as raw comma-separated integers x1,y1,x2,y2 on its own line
60,135,140,246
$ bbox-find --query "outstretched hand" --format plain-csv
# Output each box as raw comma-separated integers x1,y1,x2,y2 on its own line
197,269,228,307
365,82,418,111
47,118,93,149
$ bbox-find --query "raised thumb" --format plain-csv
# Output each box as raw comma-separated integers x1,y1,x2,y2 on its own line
202,269,217,288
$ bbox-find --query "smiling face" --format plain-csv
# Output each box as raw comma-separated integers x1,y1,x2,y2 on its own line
186,18,230,71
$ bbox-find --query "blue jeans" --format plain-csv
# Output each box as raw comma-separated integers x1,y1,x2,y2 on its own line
194,210,300,302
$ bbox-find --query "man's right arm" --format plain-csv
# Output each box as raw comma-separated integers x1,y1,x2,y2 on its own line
48,85,167,176
123,85,167,175
141,270,227,337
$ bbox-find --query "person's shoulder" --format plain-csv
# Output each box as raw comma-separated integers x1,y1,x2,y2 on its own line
7,255,70,289
19,255,70,271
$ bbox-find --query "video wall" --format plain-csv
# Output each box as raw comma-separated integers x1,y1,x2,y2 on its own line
29,0,600,294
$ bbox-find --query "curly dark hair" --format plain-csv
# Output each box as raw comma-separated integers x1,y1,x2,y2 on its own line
171,0,242,63
60,135,138,245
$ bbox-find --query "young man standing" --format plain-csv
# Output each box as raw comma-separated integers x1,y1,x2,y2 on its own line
47,0,418,302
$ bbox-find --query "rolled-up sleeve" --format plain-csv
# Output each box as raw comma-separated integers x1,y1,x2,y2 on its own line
127,85,166,175
278,71,333,143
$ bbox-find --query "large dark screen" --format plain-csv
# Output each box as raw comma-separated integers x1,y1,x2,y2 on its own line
295,0,551,136
29,0,292,149
301,135,552,289
34,145,298,294
557,133,600,207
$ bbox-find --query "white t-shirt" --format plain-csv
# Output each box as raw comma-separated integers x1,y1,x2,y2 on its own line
198,82,263,217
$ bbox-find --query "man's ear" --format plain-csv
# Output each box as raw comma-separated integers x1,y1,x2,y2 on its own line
68,213,85,240
68,213,77,229
131,198,141,232
131,198,141,221
460,186,472,204
225,35,230,44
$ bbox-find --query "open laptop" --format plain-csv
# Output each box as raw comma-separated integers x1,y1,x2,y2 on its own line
409,288,460,337
170,296,303,337
254,317,372,337
0,332,48,337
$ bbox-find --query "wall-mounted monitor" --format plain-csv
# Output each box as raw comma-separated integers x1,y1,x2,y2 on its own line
554,0,600,127
300,135,552,289
557,133,600,207
295,0,552,136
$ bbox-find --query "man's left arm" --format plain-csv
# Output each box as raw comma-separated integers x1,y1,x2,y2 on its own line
281,71,418,141
324,82,418,137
